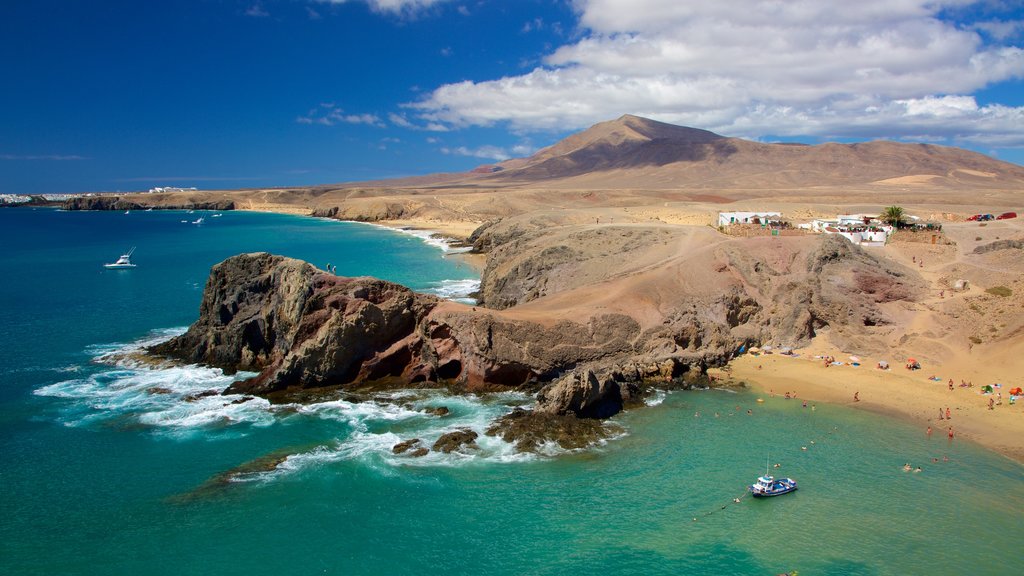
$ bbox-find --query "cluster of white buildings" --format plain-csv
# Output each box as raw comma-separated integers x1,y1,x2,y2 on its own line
148,186,198,194
719,211,897,247
0,194,32,204
798,214,893,247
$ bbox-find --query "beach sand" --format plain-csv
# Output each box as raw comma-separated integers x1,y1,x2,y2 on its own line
723,342,1024,463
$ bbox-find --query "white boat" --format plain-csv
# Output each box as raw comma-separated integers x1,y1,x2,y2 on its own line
749,455,797,497
192,217,204,225
750,474,797,497
104,247,137,269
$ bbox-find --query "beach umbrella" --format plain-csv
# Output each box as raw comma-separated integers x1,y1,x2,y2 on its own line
849,355,861,362
907,358,917,363
878,360,889,369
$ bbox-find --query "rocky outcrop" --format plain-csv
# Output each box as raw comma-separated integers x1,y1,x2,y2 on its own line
485,408,620,453
62,196,234,211
973,239,1024,254
150,253,441,395
431,429,479,453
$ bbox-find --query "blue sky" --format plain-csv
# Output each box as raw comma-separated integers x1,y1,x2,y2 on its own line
2,0,1023,194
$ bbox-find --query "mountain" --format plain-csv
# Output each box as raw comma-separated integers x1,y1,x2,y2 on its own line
458,114,1024,190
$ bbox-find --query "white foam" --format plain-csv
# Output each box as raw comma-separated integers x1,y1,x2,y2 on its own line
645,389,668,406
34,330,626,473
423,278,480,303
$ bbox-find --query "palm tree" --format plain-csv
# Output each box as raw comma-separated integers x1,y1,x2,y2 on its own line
880,205,905,228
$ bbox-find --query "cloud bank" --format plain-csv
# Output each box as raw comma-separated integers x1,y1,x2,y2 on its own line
411,0,1024,145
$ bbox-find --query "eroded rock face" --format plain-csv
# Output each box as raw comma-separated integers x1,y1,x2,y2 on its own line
150,253,440,395
62,196,234,211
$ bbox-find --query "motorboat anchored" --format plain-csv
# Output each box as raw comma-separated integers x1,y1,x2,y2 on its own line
104,247,137,269
750,474,797,497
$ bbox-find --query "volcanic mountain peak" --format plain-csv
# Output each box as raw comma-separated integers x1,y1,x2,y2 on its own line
533,114,724,161
477,114,1024,189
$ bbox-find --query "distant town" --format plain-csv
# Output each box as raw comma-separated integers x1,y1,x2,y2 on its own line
0,186,199,206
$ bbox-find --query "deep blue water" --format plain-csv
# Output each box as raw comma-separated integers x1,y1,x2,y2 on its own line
1,208,1022,575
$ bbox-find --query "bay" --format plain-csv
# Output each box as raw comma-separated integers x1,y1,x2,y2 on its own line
1,208,1021,575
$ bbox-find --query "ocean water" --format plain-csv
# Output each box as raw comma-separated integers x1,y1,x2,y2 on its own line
1,208,1022,575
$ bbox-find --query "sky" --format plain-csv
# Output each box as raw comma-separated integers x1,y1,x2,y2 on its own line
2,0,1023,194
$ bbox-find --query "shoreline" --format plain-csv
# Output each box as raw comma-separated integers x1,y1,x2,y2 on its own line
65,201,1024,465
721,349,1024,464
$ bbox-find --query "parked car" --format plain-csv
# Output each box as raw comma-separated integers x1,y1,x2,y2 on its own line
967,214,982,221
996,212,1017,220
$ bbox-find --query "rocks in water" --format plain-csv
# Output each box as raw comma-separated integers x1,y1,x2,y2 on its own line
431,429,479,453
392,438,429,457
485,407,618,453
536,369,631,419
424,406,450,417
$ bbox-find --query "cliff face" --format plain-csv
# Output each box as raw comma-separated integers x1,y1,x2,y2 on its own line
150,253,711,406
151,223,924,425
63,196,235,211
151,253,440,395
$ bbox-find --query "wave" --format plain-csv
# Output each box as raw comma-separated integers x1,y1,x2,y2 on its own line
35,330,622,481
422,278,480,303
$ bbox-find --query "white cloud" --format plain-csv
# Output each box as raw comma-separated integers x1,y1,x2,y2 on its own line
439,141,536,161
245,3,269,18
411,0,1024,146
317,0,451,15
441,145,513,161
297,104,385,127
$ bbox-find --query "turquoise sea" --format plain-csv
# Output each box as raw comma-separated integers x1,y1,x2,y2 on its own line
1,208,1022,575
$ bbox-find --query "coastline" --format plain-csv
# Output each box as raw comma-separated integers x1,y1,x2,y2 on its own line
78,198,1024,465
722,347,1024,464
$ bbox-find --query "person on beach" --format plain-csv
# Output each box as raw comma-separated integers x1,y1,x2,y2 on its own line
939,408,944,420
903,463,912,472
989,397,995,410
949,379,954,391
946,407,951,420
948,427,954,439
854,391,859,402
927,426,932,436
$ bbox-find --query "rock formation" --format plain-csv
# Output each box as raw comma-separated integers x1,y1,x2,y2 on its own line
62,196,234,211
151,223,924,451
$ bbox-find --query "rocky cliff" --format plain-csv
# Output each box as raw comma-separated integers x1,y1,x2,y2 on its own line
150,223,924,449
63,196,235,211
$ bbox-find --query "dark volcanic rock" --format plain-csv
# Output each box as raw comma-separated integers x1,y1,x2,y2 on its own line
150,253,441,395
62,196,234,211
485,407,618,453
431,429,479,453
392,438,427,455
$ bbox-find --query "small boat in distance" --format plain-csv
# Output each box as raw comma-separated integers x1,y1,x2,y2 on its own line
192,217,204,225
104,247,137,269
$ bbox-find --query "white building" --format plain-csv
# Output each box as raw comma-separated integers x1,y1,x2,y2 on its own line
800,215,892,247
718,211,782,227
